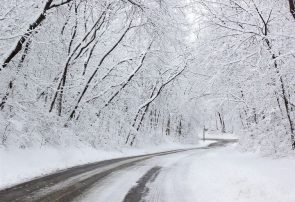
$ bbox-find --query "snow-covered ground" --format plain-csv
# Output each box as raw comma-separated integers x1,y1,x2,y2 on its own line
0,141,213,190
181,144,295,202
147,144,295,202
77,143,295,202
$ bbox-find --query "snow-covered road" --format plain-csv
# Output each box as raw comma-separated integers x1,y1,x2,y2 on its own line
2,139,295,202
0,140,226,202
74,148,207,202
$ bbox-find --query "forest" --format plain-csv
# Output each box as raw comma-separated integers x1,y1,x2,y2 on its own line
1,0,295,156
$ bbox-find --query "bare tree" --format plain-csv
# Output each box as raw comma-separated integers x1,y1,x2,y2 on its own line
1,0,74,70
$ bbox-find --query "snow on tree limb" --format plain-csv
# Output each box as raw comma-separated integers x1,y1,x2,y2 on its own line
1,0,74,70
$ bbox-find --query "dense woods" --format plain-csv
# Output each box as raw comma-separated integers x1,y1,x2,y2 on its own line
0,0,295,155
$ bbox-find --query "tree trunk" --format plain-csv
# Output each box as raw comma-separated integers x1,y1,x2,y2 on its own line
218,112,226,133
289,0,295,19
1,0,74,69
280,76,295,149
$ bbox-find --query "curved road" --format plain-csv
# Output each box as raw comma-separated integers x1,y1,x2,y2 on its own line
0,139,236,202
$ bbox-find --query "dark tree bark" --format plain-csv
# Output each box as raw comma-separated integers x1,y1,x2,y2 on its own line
166,114,171,136
0,81,13,110
177,117,182,136
218,112,226,133
1,0,74,70
289,0,295,19
280,76,295,149
0,39,31,110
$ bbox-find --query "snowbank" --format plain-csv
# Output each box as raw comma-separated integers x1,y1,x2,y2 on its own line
183,144,295,202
